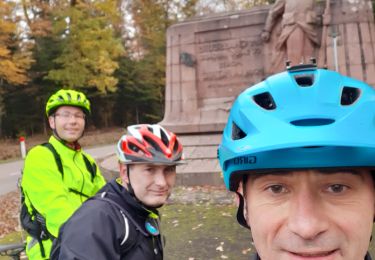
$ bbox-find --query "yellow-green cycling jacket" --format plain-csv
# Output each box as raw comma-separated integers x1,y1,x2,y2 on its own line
21,135,106,259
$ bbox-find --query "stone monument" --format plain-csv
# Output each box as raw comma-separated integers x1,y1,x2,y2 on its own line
161,0,375,134
261,0,321,72
319,0,375,84
102,0,375,186
160,8,270,134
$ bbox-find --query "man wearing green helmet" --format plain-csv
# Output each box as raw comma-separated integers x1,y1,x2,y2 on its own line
21,89,106,259
218,64,375,259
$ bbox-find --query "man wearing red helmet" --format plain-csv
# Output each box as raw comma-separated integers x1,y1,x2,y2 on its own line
50,124,184,260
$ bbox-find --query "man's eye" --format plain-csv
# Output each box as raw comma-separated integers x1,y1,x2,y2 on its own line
165,166,176,173
327,184,348,193
266,184,286,194
145,168,155,173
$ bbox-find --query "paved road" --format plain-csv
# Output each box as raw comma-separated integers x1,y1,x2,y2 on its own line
0,143,116,196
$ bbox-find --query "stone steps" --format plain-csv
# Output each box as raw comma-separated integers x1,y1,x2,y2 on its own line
176,134,222,186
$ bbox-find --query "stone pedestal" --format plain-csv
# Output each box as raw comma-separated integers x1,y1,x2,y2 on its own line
160,7,269,134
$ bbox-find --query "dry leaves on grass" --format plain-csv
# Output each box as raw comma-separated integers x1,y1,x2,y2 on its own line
0,191,21,238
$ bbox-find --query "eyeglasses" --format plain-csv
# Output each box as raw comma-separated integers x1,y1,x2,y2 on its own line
55,112,86,120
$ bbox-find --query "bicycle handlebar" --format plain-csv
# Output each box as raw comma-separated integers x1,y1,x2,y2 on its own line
0,242,25,257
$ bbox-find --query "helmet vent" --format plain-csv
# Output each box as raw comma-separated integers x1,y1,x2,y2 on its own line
232,122,246,140
128,142,140,153
294,74,314,87
173,140,179,153
144,136,163,153
341,87,361,105
160,130,169,146
290,118,335,126
252,92,276,110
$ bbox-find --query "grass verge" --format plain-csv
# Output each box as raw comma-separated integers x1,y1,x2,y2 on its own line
162,203,254,260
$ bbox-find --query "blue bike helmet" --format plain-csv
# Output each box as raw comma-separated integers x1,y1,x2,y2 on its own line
218,64,375,192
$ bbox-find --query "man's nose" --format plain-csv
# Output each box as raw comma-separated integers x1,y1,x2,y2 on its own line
287,190,329,240
67,115,78,123
154,171,167,186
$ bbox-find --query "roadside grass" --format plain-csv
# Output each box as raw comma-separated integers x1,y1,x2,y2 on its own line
162,203,254,260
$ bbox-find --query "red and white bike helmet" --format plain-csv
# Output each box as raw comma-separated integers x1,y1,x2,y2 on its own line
117,124,184,165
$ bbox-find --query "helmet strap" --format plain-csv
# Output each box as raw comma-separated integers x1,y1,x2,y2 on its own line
51,115,65,143
235,191,250,229
235,174,250,229
126,164,136,196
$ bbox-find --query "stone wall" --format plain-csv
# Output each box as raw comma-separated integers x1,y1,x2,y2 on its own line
161,0,375,135
161,7,269,134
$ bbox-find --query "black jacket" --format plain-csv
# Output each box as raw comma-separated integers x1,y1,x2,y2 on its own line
51,179,163,260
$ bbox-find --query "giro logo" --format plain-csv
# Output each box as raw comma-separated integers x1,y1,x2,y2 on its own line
233,156,256,165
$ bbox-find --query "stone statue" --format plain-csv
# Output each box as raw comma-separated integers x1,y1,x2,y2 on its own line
261,0,321,71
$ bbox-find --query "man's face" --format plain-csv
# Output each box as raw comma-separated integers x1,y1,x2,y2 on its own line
243,169,375,260
49,106,85,143
120,163,176,208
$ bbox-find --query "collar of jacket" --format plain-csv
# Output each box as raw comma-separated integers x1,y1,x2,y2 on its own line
49,135,82,152
49,135,82,151
100,179,160,232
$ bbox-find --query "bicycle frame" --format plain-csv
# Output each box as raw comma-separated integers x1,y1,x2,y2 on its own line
0,242,26,260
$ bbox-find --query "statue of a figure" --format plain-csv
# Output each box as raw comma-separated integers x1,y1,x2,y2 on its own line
262,0,321,70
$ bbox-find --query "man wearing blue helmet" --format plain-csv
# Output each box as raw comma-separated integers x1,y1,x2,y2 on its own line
218,63,375,260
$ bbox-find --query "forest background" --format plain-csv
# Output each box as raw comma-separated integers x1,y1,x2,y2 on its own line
0,0,279,139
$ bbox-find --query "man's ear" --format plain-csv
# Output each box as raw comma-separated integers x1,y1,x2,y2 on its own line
241,178,251,228
243,196,249,227
48,116,55,129
119,163,130,184
235,179,250,229
234,181,244,207
239,180,248,222
238,180,244,196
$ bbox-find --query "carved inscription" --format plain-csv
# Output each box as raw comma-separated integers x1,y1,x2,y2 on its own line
196,36,265,101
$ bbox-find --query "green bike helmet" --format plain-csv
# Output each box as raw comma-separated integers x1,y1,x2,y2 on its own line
45,89,91,116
